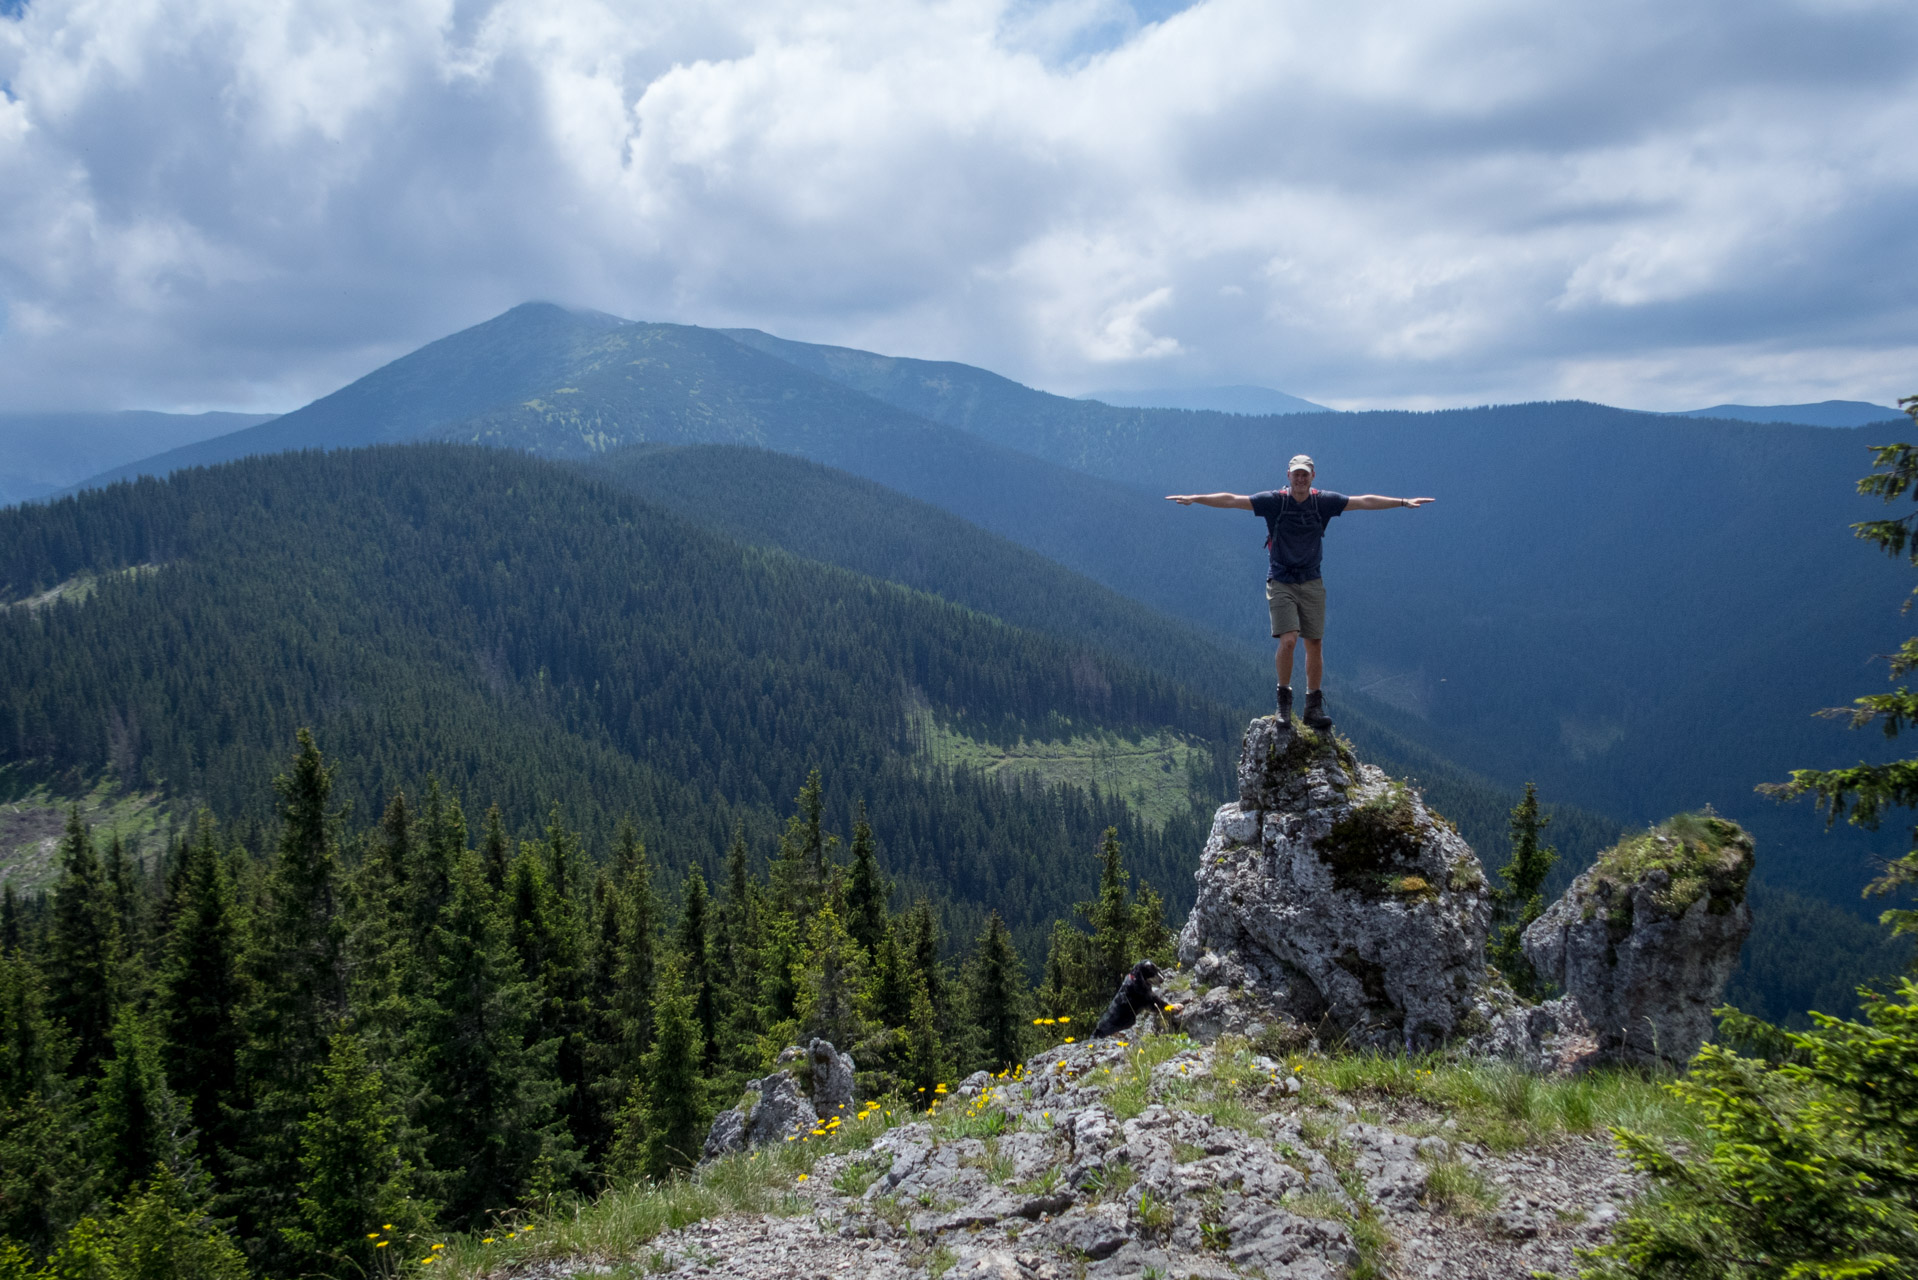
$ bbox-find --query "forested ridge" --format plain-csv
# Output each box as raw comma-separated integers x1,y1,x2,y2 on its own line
0,444,1232,955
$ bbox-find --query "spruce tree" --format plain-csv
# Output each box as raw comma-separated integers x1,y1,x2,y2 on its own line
90,1008,183,1205
676,868,717,1068
843,803,889,957
156,814,243,1176
1087,826,1134,998
714,824,764,1072
412,775,464,938
1037,920,1081,1019
45,806,120,1079
89,1165,249,1280
770,770,838,921
794,904,869,1050
634,957,705,1179
615,823,659,1061
2,884,19,954
285,1030,426,1276
0,948,81,1254
480,803,510,892
506,832,590,1182
899,973,952,1107
226,729,348,1264
1489,783,1557,997
868,927,914,1032
423,849,564,1227
101,834,140,978
963,913,1030,1073
1130,882,1172,967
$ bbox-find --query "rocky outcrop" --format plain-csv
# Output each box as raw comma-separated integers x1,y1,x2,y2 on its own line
1524,812,1753,1066
703,1038,856,1160
806,1038,857,1121
648,1034,1644,1280
1178,718,1498,1050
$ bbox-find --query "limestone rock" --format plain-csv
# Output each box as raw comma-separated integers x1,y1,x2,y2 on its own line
1524,812,1753,1066
1180,718,1496,1050
808,1038,856,1120
702,1068,819,1160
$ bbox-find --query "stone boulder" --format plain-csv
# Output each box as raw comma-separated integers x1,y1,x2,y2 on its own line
1179,718,1497,1051
807,1038,856,1121
701,1038,857,1160
1524,811,1753,1066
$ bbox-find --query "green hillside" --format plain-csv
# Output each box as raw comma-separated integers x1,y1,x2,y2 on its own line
2,444,1234,954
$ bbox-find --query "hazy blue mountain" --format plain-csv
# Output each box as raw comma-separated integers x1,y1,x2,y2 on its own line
1079,385,1331,415
1,410,274,505
1670,400,1902,428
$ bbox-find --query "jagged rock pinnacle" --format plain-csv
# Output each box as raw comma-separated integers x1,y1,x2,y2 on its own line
1179,717,1499,1051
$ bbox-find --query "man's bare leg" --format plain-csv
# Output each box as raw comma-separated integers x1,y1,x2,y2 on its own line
1276,631,1299,684
1303,638,1324,692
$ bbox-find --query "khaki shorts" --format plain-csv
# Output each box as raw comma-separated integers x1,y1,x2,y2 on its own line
1267,578,1327,640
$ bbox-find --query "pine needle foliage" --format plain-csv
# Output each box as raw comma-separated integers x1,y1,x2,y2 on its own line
1764,395,1918,946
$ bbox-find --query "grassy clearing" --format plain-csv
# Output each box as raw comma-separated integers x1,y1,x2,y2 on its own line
910,708,1211,830
1296,1052,1696,1152
0,767,175,894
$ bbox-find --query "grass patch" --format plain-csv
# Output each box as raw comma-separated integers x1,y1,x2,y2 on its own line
1297,1052,1693,1152
961,1136,1015,1185
1421,1159,1496,1217
1014,1165,1061,1198
928,1244,958,1276
1082,1162,1136,1203
1134,1189,1174,1238
1286,1191,1394,1280
435,1106,897,1278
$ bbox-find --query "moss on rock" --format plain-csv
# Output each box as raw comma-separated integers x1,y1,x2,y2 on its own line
1317,783,1425,897
1581,810,1753,921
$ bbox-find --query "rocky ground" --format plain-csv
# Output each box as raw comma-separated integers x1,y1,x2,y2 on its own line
608,1035,1638,1280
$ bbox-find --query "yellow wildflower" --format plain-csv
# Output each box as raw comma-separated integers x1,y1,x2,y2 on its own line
375,1243,389,1250
797,1173,809,1182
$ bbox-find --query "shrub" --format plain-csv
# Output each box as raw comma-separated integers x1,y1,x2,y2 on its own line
1581,981,1918,1279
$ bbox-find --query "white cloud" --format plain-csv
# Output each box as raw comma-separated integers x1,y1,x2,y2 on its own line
0,0,1912,413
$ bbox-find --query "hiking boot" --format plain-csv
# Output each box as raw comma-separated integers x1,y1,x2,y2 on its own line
1303,690,1333,731
1276,684,1293,724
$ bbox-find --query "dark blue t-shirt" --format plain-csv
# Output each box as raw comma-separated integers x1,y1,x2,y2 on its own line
1250,489,1349,583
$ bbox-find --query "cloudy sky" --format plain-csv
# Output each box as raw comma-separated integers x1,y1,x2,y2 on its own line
0,0,1914,415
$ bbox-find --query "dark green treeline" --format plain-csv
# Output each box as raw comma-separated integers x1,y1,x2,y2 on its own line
0,738,1167,1277
0,444,1230,955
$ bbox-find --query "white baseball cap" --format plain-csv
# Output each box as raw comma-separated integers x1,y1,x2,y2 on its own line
1287,454,1316,475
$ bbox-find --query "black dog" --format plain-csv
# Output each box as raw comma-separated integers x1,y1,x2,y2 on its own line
1093,959,1175,1038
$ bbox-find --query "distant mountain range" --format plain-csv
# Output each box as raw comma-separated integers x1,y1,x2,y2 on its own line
1670,400,1902,428
1078,385,1331,415
0,410,274,505
26,303,1917,911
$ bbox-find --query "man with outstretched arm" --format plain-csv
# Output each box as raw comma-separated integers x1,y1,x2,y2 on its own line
1167,454,1433,731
